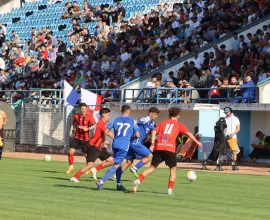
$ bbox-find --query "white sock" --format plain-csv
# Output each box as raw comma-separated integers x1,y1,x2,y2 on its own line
168,189,173,194
91,168,96,172
135,180,140,185
99,180,104,184
132,166,137,171
117,183,122,186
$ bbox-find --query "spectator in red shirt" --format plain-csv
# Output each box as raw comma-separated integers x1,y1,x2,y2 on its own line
14,53,25,66
40,45,49,60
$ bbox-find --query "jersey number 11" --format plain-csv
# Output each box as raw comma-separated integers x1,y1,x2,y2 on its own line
164,124,174,135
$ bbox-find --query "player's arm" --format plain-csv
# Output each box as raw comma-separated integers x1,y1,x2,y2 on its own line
105,128,114,139
149,130,157,152
83,123,96,132
230,124,240,138
69,116,76,136
133,120,140,138
186,132,202,147
105,121,114,139
252,137,269,149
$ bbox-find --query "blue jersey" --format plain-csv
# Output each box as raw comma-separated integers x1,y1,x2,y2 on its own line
107,116,139,151
132,116,155,144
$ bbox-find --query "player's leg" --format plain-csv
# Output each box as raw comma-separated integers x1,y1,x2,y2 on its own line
81,141,91,174
168,167,176,195
97,148,127,190
70,146,100,182
130,143,153,177
132,151,163,193
0,128,3,159
228,138,239,171
115,149,134,188
165,151,177,195
66,140,77,174
91,155,114,180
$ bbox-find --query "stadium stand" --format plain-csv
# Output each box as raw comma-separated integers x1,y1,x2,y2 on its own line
0,0,270,104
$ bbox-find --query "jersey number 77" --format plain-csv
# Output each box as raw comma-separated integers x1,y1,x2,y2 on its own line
117,122,131,136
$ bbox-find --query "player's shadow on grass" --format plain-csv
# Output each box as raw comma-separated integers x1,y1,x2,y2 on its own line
55,184,91,190
55,184,131,193
27,170,64,174
44,177,70,181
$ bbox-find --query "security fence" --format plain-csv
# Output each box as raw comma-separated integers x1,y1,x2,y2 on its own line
20,104,65,146
19,104,107,147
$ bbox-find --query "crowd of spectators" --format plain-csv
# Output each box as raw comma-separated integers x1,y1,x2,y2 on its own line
146,27,270,103
0,0,270,104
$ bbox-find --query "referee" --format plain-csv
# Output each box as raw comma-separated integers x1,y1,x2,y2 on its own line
0,107,8,160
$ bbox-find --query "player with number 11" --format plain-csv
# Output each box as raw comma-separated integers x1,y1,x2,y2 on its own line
132,107,202,195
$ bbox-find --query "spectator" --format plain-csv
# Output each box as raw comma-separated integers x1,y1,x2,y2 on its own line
117,2,126,21
233,74,256,103
248,131,270,162
0,24,6,46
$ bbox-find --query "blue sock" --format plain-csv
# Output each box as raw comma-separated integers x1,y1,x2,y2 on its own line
116,167,123,184
135,160,145,170
101,166,117,183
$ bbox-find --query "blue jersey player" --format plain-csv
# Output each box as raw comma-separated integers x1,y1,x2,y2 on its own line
96,105,140,190
115,107,159,189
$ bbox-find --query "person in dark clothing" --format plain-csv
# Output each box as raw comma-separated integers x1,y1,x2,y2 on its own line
248,131,270,162
110,7,118,23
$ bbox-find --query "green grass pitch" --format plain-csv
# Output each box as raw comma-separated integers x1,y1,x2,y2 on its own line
0,158,270,220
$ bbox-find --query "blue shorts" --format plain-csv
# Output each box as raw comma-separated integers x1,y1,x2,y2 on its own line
126,143,151,160
112,147,128,165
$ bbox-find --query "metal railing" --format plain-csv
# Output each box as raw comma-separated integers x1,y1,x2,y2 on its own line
123,87,258,104
0,88,122,104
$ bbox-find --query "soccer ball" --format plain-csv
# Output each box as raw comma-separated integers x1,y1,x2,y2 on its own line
44,155,52,161
187,171,197,182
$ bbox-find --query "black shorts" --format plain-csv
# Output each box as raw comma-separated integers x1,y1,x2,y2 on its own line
70,138,88,153
86,146,112,163
151,150,177,168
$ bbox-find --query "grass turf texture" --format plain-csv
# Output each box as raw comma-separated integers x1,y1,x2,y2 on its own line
1,158,270,220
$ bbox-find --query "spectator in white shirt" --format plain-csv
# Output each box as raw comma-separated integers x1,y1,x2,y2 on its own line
100,56,109,72
193,51,203,69
231,32,240,50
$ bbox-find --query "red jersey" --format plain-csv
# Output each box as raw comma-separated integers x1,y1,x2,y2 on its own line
89,120,106,149
154,119,189,153
73,114,95,141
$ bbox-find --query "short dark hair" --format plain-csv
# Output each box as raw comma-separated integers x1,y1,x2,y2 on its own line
79,103,87,108
121,105,131,113
256,131,263,137
149,107,159,114
168,107,181,118
99,108,110,116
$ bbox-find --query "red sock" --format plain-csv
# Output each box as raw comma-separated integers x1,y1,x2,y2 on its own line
68,154,74,166
74,170,84,179
95,164,104,171
168,181,175,189
138,174,145,183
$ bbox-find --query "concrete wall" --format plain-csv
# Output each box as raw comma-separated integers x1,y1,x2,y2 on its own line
0,0,20,14
258,79,270,103
110,109,199,132
250,111,270,150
